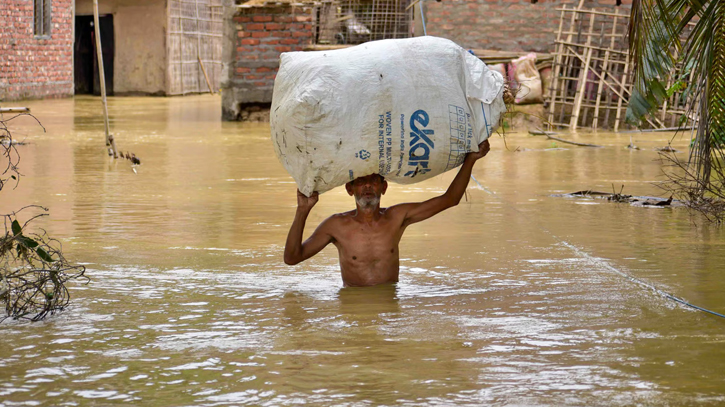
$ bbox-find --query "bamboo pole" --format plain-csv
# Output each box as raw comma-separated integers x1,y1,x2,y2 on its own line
614,53,630,132
194,0,214,94
564,45,629,99
555,7,629,18
93,0,117,158
569,13,596,130
547,5,567,130
179,1,184,95
593,14,617,130
662,74,673,124
194,0,202,93
198,56,214,94
0,108,30,114
546,134,604,147
558,6,581,126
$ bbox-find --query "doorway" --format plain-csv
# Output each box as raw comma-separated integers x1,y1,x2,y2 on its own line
74,15,114,95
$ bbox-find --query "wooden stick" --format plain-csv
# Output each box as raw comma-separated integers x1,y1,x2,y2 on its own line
546,135,604,147
405,0,422,11
554,40,629,56
194,0,202,93
547,5,567,130
614,52,630,132
555,7,629,18
662,73,672,124
570,13,596,130
179,6,184,95
620,126,696,133
93,0,117,158
529,129,559,136
558,6,580,127
563,45,632,99
198,56,214,94
593,13,617,130
0,108,30,114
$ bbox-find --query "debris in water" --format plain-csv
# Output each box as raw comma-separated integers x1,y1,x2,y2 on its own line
553,188,682,208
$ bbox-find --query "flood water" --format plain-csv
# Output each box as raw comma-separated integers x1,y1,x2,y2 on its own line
1,95,724,406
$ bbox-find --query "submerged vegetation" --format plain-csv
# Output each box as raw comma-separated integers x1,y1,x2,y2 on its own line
627,0,725,221
1,112,87,322
1,207,87,322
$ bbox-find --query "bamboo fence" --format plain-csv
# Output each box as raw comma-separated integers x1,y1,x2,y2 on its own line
168,0,223,95
546,5,697,131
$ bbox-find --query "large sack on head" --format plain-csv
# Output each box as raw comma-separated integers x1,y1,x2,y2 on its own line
271,36,506,196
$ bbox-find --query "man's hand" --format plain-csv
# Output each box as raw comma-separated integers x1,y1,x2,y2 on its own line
467,139,491,161
286,189,330,265
297,189,319,212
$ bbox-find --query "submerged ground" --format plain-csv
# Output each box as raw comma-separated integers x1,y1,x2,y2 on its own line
1,95,724,406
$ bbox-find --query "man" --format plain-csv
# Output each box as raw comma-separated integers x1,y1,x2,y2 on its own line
284,140,491,287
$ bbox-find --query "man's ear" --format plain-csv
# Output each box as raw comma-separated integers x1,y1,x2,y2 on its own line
345,181,354,196
382,180,388,195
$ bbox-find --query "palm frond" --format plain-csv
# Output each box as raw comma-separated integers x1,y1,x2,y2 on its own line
629,0,725,219
626,0,682,124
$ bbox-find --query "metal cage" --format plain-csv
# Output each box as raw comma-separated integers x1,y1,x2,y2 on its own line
313,0,413,45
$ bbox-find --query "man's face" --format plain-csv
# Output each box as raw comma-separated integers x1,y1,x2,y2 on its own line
346,174,387,208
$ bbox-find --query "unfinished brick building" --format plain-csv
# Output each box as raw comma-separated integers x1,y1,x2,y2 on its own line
222,0,315,120
222,0,631,121
1,0,223,101
1,0,75,100
424,0,631,53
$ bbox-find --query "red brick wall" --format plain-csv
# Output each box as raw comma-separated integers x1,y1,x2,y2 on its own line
424,0,632,53
227,5,313,110
0,0,74,101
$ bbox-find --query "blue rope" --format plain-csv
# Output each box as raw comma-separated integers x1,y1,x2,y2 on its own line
481,102,490,138
419,0,427,36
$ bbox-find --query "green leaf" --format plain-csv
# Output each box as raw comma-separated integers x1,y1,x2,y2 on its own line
18,236,39,248
36,247,54,263
667,79,687,97
650,80,668,105
10,175,16,180
626,89,654,125
11,220,21,236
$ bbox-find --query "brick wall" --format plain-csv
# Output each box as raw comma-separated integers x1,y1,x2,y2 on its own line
222,4,314,120
0,0,74,101
425,0,632,53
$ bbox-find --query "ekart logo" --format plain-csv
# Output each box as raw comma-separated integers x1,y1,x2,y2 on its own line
404,110,434,177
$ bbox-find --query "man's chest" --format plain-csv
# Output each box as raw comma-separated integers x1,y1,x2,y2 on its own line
334,219,404,248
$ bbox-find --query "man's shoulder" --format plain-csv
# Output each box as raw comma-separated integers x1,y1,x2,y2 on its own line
384,203,415,215
323,210,355,224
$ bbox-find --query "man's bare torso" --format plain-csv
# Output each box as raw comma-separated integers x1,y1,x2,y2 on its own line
283,140,490,287
327,206,407,287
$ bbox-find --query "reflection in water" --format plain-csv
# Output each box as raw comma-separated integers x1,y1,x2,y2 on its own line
337,283,400,316
1,96,725,406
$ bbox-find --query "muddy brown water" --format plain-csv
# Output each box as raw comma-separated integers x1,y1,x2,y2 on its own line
1,95,724,406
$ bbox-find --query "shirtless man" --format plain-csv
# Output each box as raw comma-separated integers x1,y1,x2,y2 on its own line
284,140,491,287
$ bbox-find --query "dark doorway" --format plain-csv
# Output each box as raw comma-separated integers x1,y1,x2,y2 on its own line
74,15,114,95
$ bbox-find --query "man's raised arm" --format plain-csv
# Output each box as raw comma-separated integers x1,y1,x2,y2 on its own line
399,140,491,227
284,190,333,265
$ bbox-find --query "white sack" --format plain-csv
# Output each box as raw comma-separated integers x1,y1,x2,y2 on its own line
271,36,506,196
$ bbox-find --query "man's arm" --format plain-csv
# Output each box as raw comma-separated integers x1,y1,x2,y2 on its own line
397,140,490,227
284,190,334,265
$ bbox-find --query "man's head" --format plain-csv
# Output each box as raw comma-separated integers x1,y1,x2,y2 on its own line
345,174,387,209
